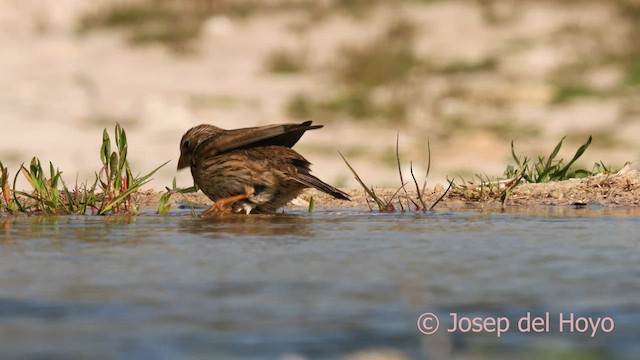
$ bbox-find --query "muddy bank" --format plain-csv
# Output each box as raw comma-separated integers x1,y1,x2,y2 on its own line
133,169,640,211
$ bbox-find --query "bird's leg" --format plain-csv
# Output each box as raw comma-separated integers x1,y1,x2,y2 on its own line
202,188,255,217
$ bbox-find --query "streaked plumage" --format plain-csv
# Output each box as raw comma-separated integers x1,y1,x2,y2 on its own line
177,121,349,214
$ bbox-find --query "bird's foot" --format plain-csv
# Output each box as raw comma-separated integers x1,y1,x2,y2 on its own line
201,189,255,217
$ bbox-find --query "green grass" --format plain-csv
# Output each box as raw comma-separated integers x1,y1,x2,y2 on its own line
505,136,593,183
307,196,315,213
451,136,612,206
0,124,166,215
156,177,198,215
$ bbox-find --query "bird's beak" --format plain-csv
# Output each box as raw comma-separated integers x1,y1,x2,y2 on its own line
177,156,189,170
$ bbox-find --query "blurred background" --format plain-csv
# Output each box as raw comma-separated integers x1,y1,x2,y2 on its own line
1,0,639,190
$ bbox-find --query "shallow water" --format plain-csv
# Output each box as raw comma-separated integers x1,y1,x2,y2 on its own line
1,207,639,359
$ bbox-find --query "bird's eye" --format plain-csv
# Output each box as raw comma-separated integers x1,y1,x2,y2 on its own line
182,140,190,149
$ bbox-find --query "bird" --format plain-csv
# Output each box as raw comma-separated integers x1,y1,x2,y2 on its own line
177,121,350,215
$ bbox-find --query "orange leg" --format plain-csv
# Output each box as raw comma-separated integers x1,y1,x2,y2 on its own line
202,189,254,217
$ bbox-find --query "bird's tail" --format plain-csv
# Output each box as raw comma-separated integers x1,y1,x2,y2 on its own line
296,174,350,201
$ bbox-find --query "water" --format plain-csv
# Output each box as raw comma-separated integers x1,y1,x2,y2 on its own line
1,207,639,359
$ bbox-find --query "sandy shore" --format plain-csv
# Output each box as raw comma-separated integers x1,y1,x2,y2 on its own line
132,169,640,213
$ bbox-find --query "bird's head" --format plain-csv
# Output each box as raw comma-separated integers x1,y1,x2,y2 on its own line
177,125,222,170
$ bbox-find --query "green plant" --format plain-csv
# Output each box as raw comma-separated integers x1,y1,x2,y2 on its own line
507,136,593,183
0,161,18,213
452,136,596,206
591,161,614,175
18,159,67,214
307,196,315,213
1,124,167,216
157,177,198,215
97,124,168,214
9,158,98,215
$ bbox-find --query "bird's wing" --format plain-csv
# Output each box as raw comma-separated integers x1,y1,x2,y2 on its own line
198,121,322,156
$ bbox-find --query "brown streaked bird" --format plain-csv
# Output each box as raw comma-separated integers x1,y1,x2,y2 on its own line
177,121,350,215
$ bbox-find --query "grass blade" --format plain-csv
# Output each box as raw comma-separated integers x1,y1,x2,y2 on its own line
421,138,431,196
554,136,592,180
308,196,315,213
510,140,520,167
545,136,565,170
396,132,408,211
429,178,454,211
410,161,427,210
101,129,110,165
12,168,26,212
339,152,387,211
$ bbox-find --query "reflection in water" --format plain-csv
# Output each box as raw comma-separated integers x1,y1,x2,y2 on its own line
178,213,315,238
2,219,11,244
2,215,160,247
0,207,638,359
